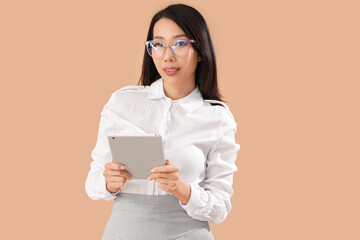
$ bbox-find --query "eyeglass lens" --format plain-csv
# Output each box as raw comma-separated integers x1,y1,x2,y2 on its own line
147,39,191,57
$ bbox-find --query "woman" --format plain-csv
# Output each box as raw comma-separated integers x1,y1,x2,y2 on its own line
85,3,240,240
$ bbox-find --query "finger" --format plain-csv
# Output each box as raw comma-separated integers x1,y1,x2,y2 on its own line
108,162,126,171
151,165,177,173
109,176,126,183
155,177,172,184
148,172,177,180
104,169,132,180
156,181,176,192
120,170,132,180
105,169,124,177
106,161,123,169
119,181,127,190
110,181,126,190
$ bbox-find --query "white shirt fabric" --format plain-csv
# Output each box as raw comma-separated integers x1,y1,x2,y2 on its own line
85,78,240,224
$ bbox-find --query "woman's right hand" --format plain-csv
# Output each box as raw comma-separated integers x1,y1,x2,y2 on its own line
104,160,132,193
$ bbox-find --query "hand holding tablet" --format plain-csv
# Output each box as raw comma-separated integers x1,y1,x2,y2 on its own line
103,159,132,193
107,133,165,179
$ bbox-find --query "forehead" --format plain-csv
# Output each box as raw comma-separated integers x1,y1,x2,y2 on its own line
153,18,186,40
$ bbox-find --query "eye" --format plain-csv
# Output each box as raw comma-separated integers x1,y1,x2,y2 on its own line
175,40,188,47
152,41,163,48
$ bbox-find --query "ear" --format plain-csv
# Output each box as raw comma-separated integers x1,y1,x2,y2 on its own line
197,56,202,62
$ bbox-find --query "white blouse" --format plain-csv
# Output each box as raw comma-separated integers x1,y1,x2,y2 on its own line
85,78,240,224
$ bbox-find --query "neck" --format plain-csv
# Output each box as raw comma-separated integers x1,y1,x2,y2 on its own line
163,79,195,100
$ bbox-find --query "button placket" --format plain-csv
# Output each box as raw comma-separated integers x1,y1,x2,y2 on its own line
158,99,172,150
154,99,172,195
162,99,172,151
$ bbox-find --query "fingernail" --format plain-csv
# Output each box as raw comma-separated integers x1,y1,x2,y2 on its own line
121,166,125,170
147,177,151,180
151,169,155,173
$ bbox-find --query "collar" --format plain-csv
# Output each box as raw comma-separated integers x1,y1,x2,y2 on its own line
147,78,203,113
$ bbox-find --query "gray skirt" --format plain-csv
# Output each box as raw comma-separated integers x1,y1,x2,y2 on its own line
102,193,215,240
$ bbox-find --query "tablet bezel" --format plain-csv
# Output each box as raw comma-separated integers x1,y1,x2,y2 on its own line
107,133,165,179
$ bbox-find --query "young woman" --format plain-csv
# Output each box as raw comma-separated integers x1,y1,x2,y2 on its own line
85,4,240,240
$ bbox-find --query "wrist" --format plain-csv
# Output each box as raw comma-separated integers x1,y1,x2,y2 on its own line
172,179,191,205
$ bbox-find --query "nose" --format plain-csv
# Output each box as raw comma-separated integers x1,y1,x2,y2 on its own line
163,45,175,62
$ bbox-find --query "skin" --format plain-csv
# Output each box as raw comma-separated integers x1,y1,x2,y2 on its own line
104,160,132,193
152,17,201,100
104,17,202,205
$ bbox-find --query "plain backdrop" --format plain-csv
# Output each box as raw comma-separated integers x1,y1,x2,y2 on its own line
0,0,359,239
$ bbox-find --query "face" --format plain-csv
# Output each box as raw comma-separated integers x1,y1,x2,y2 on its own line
151,18,201,87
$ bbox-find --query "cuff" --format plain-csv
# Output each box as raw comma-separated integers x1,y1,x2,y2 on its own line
178,182,204,212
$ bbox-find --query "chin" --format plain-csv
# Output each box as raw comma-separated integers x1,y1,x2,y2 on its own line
163,76,183,84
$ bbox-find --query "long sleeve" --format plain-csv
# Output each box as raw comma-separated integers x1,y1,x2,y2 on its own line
85,93,119,201
179,110,240,224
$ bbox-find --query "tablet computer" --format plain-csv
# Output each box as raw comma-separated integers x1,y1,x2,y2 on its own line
107,133,165,179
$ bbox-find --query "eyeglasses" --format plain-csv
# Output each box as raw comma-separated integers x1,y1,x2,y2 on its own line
144,38,196,58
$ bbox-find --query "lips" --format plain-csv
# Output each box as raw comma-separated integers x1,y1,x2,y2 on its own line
163,67,180,72
163,67,180,76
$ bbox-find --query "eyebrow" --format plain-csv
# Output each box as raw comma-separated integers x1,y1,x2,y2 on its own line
153,34,187,39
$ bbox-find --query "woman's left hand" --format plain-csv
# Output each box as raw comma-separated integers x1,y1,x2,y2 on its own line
147,159,181,193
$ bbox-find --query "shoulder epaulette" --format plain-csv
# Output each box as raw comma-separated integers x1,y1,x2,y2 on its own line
118,85,146,91
204,99,229,111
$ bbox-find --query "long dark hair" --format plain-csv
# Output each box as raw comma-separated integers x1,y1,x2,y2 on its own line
138,3,224,102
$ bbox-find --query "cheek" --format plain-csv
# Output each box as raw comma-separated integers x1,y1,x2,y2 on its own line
153,59,166,77
183,56,198,72
153,59,162,71
184,50,199,70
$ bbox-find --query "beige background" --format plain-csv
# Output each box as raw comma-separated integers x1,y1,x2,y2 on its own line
1,0,359,239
